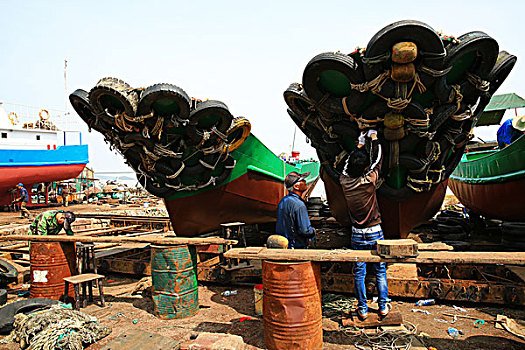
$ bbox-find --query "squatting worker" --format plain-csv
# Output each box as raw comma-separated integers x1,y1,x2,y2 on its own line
340,129,389,320
497,115,525,148
275,171,316,249
12,183,31,219
29,210,76,236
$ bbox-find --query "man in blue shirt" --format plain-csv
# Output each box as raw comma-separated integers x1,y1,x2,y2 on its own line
12,183,31,218
275,171,316,249
497,116,525,148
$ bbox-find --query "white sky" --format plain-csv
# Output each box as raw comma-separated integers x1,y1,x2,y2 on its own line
1,0,523,177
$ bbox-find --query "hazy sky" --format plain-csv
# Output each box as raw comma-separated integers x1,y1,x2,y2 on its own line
1,0,523,175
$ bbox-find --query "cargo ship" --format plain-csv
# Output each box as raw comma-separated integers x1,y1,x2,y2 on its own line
69,79,319,236
0,102,88,207
283,20,517,237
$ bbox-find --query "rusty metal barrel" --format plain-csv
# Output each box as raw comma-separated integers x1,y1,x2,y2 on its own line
151,245,199,319
30,242,76,300
262,260,323,350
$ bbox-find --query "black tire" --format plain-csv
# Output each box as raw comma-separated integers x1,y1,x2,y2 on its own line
187,100,233,136
444,31,499,82
0,289,6,306
137,83,190,119
361,100,390,122
123,133,155,151
330,121,360,138
502,222,525,236
0,258,18,282
0,299,59,334
286,109,324,144
429,103,457,132
487,51,517,96
89,77,138,123
136,173,173,197
302,52,364,113
436,223,465,234
364,20,445,80
283,83,315,118
404,102,427,122
69,89,101,130
399,153,426,173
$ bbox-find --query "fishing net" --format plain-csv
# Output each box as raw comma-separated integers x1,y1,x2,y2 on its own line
2,305,111,350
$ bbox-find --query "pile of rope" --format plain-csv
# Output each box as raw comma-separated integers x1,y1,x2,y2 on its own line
349,322,418,350
322,293,357,318
2,305,111,350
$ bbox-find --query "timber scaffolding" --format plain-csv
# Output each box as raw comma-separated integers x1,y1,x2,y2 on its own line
1,214,525,306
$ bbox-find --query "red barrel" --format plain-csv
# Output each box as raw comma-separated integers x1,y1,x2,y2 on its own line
262,260,323,350
30,242,76,300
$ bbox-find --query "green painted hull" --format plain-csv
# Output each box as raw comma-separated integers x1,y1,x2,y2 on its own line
164,133,320,236
449,135,525,219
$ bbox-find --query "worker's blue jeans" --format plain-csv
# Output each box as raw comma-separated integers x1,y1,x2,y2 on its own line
351,226,388,314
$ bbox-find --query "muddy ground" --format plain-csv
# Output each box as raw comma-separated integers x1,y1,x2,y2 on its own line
1,275,524,350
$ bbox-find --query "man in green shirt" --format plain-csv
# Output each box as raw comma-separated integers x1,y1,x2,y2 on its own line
29,210,76,236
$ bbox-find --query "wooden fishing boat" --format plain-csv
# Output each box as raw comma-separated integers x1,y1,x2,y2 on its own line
449,94,525,220
284,20,517,237
69,79,319,237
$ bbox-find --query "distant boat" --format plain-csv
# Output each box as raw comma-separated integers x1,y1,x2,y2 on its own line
0,102,88,207
449,93,525,220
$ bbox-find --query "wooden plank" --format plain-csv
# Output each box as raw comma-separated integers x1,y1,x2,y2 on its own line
342,311,403,328
0,234,236,246
76,225,142,236
64,273,105,284
418,242,454,251
223,247,525,265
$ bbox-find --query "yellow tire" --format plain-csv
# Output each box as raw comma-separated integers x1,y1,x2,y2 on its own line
225,117,251,152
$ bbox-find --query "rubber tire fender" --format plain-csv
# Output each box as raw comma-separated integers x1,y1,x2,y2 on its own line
214,161,234,186
88,77,138,123
502,222,525,237
69,89,97,127
226,117,251,152
123,133,155,151
316,149,341,183
330,121,360,138
404,101,427,122
364,20,445,80
0,299,59,334
0,258,18,281
136,173,173,197
286,109,324,144
0,289,6,306
137,83,190,119
187,100,233,134
283,83,315,118
361,100,390,122
302,52,364,114
429,103,457,132
399,153,426,174
488,51,517,96
444,31,499,81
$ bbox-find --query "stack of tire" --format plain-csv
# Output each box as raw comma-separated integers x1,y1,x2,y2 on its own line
502,222,525,250
69,79,251,198
306,197,323,217
432,210,471,249
284,20,517,201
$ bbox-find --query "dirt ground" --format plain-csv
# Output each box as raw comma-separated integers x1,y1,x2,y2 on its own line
1,275,524,350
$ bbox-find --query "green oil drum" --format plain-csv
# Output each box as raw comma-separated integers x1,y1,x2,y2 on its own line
151,245,199,319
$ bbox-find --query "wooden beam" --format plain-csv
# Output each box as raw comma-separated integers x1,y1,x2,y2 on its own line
223,247,525,265
0,234,236,246
75,225,141,235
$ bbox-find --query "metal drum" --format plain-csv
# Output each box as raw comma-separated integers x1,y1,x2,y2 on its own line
151,245,199,319
30,242,76,300
262,260,323,350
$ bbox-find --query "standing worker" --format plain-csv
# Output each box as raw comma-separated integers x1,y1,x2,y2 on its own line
340,130,389,320
275,171,316,249
29,210,76,236
12,183,31,219
497,115,525,148
61,185,70,207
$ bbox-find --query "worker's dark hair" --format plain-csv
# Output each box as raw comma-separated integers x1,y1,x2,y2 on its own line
345,148,369,177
